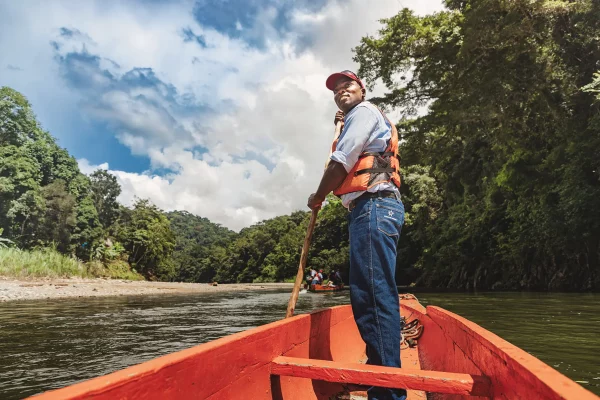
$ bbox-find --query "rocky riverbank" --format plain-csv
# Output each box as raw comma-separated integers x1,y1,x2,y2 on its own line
0,278,294,302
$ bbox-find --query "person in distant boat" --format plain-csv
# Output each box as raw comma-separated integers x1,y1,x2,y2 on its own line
307,70,405,400
306,268,317,286
319,269,327,281
311,270,323,285
330,269,343,286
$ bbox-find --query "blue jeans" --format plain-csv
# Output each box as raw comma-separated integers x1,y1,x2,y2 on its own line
348,197,406,400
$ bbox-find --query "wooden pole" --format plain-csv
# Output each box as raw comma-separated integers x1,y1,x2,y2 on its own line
285,120,343,318
325,120,344,168
285,208,319,318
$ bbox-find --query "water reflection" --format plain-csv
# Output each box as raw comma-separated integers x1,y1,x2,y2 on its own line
0,291,597,399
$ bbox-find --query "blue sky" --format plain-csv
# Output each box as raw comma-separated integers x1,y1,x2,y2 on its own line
0,0,443,230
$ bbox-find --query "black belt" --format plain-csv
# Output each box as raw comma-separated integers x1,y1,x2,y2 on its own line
349,190,397,210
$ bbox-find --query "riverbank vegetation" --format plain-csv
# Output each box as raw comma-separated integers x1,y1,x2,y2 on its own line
354,0,600,290
1,0,598,290
0,247,143,280
0,247,87,279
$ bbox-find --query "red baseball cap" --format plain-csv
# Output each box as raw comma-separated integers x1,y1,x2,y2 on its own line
325,70,365,91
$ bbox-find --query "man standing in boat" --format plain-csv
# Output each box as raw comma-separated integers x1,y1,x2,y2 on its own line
307,70,406,400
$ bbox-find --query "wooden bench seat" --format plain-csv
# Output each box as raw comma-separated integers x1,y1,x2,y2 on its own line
271,356,491,397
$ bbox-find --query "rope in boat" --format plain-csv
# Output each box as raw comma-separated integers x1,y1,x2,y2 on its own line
399,293,424,349
400,316,424,349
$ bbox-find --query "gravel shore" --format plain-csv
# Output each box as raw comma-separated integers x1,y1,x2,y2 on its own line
0,277,294,302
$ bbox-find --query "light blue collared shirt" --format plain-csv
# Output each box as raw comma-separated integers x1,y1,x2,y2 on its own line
330,101,400,209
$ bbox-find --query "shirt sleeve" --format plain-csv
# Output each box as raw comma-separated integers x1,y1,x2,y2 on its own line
330,106,379,173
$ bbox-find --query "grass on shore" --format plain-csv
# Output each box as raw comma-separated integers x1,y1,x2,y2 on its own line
0,247,88,278
0,247,143,280
87,259,144,281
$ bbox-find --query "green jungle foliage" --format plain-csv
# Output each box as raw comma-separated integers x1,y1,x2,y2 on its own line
1,0,598,289
354,0,600,290
0,87,170,280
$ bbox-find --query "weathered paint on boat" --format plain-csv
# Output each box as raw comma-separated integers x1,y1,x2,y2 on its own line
29,297,598,400
308,283,345,292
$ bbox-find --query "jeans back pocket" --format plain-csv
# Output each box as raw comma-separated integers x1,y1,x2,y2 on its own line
375,199,404,238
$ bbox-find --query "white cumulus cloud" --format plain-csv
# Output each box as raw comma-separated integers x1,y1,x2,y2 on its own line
4,0,444,231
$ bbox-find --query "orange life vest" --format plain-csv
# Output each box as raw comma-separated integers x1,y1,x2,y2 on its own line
332,107,401,197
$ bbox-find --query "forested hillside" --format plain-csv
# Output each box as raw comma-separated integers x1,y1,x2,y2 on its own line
0,86,347,283
355,0,600,290
0,87,175,279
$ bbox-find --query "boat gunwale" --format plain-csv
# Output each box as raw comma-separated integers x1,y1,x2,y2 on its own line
28,305,356,399
424,305,598,400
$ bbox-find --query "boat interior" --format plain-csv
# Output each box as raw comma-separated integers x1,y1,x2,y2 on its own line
30,295,595,400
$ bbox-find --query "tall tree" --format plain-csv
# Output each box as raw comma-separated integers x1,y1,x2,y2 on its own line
38,180,76,252
0,88,45,246
117,199,176,280
89,169,121,230
0,145,43,246
0,87,40,147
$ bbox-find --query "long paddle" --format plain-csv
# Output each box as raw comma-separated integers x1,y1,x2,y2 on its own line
285,120,343,318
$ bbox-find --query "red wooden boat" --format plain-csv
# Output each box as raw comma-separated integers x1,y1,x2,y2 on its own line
30,295,597,400
308,283,345,292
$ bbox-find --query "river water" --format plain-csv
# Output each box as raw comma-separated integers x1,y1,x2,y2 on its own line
0,291,598,399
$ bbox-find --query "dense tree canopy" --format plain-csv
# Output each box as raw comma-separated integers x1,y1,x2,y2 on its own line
38,180,76,253
90,170,121,230
0,86,93,251
355,0,600,290
0,87,172,278
166,210,235,282
116,199,176,280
